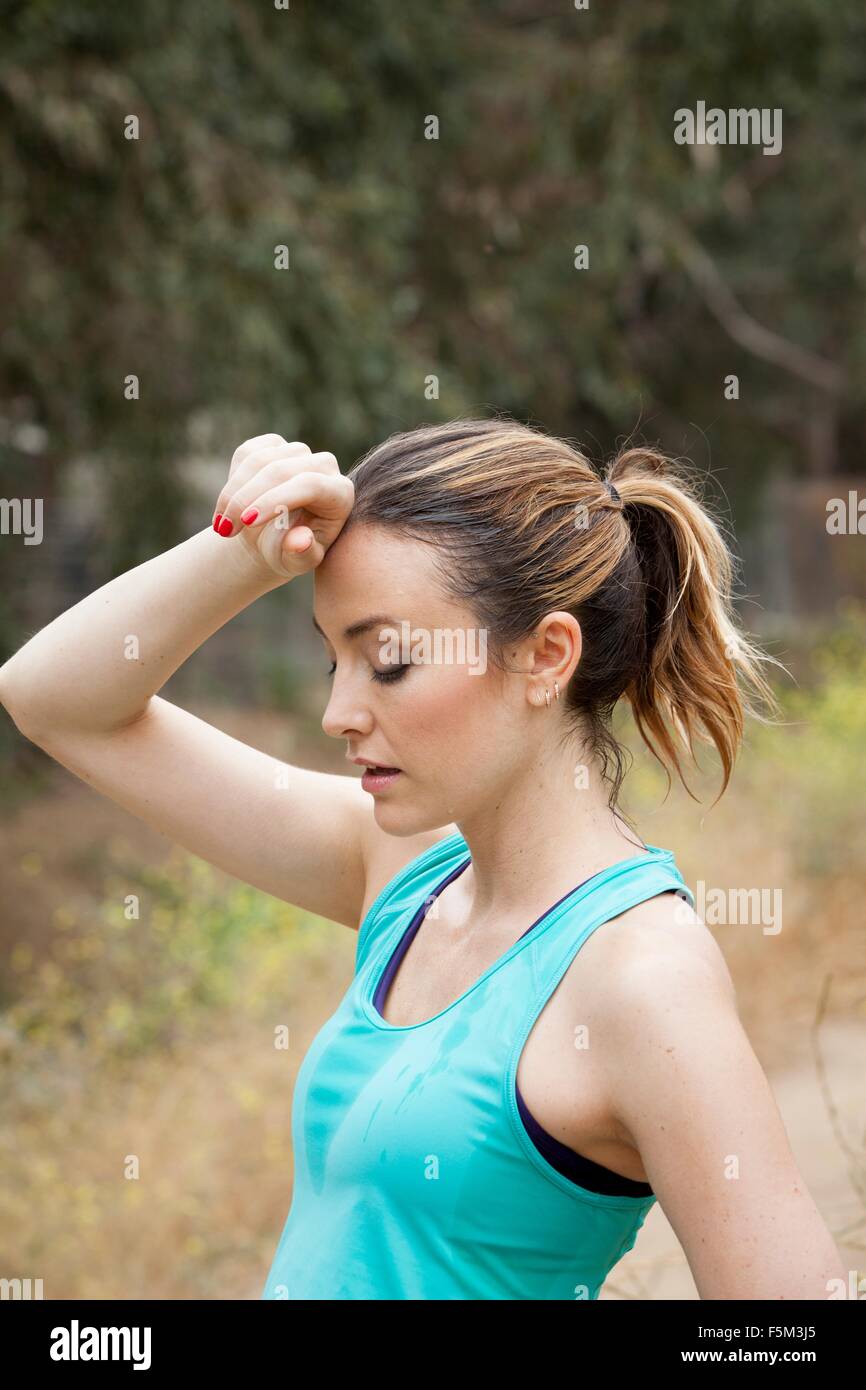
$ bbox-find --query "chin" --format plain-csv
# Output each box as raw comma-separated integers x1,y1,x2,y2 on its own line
373,809,431,838
372,791,453,839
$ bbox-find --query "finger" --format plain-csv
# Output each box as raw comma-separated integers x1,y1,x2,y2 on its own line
212,440,312,530
236,468,350,537
258,520,326,578
214,440,311,530
217,456,346,537
230,434,289,472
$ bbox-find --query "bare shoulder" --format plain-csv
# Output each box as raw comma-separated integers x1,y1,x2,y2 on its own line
580,885,738,1014
575,883,747,1154
571,884,742,1108
358,819,462,928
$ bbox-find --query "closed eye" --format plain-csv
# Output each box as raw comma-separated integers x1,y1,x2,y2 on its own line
325,660,409,685
371,665,409,684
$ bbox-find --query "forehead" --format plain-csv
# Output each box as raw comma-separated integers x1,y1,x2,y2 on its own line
313,523,443,618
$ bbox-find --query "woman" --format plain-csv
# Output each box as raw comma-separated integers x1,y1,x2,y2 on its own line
0,417,847,1300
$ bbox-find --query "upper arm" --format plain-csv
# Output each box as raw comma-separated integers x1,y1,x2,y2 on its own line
18,695,379,928
598,925,847,1299
17,694,461,932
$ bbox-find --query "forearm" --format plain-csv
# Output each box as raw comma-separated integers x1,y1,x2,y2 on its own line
0,526,287,737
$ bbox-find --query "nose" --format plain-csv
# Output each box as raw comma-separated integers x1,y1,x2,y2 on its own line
320,674,374,742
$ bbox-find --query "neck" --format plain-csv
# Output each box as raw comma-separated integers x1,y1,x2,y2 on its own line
452,737,645,928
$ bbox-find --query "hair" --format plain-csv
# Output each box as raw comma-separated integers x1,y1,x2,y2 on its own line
343,415,777,807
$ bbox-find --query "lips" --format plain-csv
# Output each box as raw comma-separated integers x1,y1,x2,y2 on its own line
359,764,402,791
351,756,401,772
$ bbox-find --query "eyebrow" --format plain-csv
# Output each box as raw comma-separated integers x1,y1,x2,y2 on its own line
311,613,402,642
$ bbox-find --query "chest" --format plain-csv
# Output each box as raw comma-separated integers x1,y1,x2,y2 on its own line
375,911,632,1173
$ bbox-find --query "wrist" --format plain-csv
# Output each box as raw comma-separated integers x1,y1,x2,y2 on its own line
201,525,291,595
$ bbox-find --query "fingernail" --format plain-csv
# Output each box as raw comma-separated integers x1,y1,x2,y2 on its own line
217,516,234,536
213,513,222,532
240,507,259,525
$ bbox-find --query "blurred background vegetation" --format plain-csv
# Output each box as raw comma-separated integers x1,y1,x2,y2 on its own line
0,0,864,1298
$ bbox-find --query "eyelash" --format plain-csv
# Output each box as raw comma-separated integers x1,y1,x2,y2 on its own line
326,661,408,685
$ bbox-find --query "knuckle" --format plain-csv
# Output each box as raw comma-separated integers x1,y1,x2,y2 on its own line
313,450,339,471
256,458,289,484
231,433,287,467
282,468,315,492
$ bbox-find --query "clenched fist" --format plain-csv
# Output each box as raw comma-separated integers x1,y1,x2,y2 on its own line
212,435,355,580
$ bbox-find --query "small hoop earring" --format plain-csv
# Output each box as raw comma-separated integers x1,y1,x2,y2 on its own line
544,686,551,708
553,679,560,701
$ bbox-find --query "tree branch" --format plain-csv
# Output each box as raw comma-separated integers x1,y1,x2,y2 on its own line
638,206,846,397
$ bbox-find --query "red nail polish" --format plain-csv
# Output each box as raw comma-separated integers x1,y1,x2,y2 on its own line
213,513,222,531
218,516,233,536
241,507,259,525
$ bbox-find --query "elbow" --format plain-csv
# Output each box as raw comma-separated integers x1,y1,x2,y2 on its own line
0,665,49,745
0,700,44,748
0,658,151,741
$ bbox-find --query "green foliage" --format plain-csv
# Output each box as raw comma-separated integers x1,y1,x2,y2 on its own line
2,844,342,1064
744,602,866,875
2,0,865,596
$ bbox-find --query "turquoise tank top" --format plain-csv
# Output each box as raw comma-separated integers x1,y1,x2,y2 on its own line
261,830,694,1300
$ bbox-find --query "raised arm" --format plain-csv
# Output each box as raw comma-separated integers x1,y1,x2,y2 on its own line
0,436,396,928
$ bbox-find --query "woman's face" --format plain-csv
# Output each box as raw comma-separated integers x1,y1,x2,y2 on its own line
314,522,537,836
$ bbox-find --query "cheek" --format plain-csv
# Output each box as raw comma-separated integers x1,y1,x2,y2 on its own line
396,664,506,757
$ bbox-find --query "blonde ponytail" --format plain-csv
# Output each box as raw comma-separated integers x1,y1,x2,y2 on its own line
608,446,777,796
